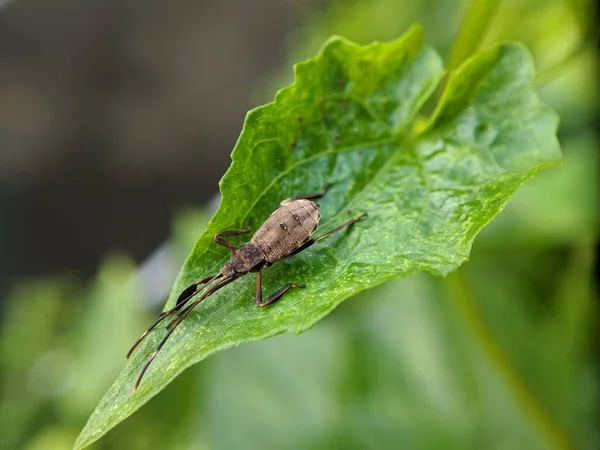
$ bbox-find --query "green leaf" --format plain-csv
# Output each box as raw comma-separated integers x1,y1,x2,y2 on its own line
200,272,584,449
75,25,561,449
446,0,502,72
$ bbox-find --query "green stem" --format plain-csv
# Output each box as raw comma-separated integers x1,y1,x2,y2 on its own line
447,0,503,72
446,271,573,450
435,0,502,103
535,31,599,87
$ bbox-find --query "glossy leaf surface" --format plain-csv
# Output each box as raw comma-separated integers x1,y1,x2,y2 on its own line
76,25,561,448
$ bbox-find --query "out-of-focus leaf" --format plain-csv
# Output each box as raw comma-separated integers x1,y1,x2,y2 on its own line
61,255,144,418
76,26,561,448
172,208,214,258
0,280,75,450
446,0,502,72
456,248,598,449
477,134,598,248
195,271,594,449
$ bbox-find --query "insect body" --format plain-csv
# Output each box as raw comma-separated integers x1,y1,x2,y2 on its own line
221,198,320,278
127,185,366,391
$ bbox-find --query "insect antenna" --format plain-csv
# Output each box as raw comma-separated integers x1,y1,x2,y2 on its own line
126,272,222,360
133,275,235,392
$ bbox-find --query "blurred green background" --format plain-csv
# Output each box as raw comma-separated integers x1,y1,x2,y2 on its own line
0,0,598,449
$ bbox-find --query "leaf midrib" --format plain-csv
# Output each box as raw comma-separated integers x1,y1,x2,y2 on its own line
182,136,399,287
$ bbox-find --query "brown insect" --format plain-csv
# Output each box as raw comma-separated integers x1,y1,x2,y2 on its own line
127,185,366,391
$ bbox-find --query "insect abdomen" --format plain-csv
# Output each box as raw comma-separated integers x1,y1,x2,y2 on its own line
251,199,320,263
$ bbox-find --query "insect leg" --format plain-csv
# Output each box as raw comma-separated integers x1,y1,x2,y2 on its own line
312,213,367,242
126,273,220,360
255,271,305,307
174,274,220,308
213,221,252,249
279,183,330,205
134,276,234,391
251,213,364,309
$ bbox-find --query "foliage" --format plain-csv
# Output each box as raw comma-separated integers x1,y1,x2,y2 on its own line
0,0,597,449
72,25,565,448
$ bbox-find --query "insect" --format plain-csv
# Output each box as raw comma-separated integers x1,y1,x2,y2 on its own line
127,185,366,391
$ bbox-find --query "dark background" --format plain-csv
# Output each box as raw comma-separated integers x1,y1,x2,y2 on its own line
0,0,299,283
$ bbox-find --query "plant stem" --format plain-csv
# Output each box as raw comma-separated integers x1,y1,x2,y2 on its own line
446,271,573,450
